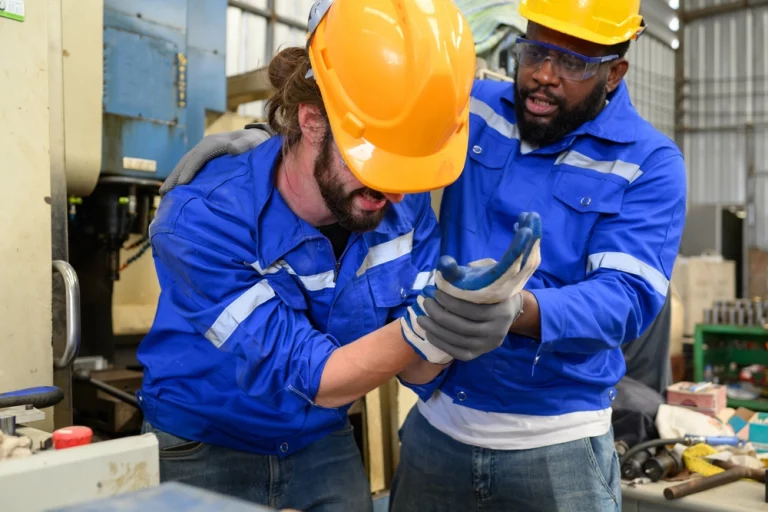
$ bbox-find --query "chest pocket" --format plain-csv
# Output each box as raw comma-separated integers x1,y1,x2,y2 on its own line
367,258,418,326
553,171,625,215
450,134,512,231
545,171,626,277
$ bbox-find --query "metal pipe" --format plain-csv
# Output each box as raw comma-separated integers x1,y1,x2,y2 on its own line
266,0,276,59
73,370,140,408
52,260,81,369
228,0,306,31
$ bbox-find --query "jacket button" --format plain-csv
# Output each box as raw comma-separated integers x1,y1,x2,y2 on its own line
472,145,482,154
457,391,467,402
580,196,592,207
608,389,616,401
279,442,289,453
400,287,408,299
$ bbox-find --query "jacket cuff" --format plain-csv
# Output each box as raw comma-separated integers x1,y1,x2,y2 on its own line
291,338,338,406
529,288,565,350
397,366,449,402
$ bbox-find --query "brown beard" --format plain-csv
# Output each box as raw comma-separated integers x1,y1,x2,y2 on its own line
313,131,389,232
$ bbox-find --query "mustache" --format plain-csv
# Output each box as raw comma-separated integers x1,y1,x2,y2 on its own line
520,86,566,108
351,188,386,201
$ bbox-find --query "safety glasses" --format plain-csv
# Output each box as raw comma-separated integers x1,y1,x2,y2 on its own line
513,37,619,81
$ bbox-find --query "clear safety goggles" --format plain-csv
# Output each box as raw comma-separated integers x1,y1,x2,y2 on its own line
513,37,619,81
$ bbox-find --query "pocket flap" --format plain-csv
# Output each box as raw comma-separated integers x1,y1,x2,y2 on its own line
368,259,418,308
553,172,625,214
266,272,308,311
468,137,514,169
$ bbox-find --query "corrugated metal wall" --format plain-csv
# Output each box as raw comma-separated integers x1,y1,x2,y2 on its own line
682,3,768,248
624,35,677,139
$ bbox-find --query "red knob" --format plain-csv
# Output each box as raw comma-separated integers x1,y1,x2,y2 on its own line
52,426,93,449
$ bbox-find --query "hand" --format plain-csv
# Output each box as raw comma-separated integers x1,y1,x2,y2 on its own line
409,212,542,361
160,124,274,196
435,212,541,304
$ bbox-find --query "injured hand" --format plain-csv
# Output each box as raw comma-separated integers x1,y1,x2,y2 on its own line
401,212,542,363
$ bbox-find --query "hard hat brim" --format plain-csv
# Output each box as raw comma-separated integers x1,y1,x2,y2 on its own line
522,9,640,46
329,116,470,195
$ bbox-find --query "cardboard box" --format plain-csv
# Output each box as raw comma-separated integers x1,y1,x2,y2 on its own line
749,412,768,452
672,256,736,336
666,381,728,416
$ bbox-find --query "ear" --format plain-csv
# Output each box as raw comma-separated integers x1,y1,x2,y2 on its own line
605,59,629,94
298,104,327,146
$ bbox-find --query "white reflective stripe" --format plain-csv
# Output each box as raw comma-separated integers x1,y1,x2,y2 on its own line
556,150,643,184
470,97,519,140
205,280,276,348
470,97,536,154
587,252,669,296
356,230,415,277
251,260,335,292
412,270,436,291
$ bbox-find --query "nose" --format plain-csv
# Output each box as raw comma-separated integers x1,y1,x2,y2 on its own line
383,193,405,203
531,58,560,87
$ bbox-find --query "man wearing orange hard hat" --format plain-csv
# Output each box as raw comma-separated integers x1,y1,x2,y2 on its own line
389,1,687,511
137,0,541,510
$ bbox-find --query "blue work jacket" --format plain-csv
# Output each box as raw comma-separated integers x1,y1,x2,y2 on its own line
406,80,687,416
137,136,440,456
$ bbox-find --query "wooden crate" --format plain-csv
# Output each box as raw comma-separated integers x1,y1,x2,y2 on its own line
672,256,736,337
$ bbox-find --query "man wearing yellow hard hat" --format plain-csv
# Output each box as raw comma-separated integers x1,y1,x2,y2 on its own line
137,1,540,510
389,1,686,511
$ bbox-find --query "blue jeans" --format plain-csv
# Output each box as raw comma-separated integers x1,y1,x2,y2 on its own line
390,407,621,512
141,420,372,511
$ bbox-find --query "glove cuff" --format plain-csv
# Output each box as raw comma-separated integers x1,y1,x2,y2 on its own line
399,316,453,365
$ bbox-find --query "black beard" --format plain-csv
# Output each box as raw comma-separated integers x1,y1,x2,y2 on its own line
514,64,608,146
313,132,389,233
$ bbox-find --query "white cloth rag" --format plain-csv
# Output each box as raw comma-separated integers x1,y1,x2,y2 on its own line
0,431,33,460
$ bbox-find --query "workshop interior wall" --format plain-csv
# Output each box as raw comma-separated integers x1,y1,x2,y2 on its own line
0,1,54,430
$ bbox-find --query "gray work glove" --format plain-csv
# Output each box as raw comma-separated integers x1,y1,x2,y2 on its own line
417,289,524,361
160,123,274,196
401,213,541,363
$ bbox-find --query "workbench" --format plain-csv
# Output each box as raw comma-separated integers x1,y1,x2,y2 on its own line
622,479,768,511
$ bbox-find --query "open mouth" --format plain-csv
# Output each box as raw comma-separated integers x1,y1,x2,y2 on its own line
525,96,558,117
355,189,387,211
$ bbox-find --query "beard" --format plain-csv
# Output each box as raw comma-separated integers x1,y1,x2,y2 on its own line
313,132,390,232
514,63,608,147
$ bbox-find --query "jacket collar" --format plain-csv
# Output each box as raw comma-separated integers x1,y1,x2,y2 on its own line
250,136,412,269
501,79,640,145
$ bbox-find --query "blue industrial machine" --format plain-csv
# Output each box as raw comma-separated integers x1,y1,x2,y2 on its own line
69,0,228,363
101,0,227,180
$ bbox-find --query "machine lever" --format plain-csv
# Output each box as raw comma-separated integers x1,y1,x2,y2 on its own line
0,386,64,409
53,260,81,369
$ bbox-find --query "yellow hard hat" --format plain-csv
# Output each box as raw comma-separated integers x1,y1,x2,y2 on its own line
518,0,645,46
306,0,476,194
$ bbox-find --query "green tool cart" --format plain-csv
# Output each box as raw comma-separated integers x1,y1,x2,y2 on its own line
693,324,768,412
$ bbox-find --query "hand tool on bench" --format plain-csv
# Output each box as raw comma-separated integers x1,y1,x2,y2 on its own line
663,459,767,501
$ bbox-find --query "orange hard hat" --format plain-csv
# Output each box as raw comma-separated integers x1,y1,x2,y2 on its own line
306,0,476,194
519,0,646,46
